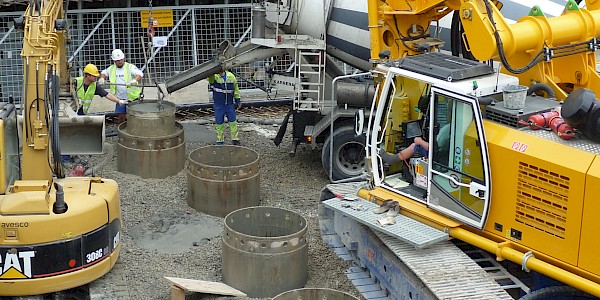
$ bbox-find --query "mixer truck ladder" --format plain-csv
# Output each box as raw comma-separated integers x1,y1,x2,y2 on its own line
294,49,326,111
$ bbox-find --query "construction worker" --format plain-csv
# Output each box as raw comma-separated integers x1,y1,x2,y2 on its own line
99,49,143,124
75,63,124,115
208,70,242,145
64,63,123,164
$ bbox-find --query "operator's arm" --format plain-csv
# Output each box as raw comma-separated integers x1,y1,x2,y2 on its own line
129,64,143,85
414,137,429,151
96,85,125,104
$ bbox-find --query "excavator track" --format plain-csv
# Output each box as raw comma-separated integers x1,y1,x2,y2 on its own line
319,182,529,300
88,259,130,300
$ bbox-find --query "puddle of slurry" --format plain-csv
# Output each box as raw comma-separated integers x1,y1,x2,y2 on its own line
132,215,223,254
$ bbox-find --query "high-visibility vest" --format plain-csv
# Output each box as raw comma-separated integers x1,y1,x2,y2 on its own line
208,71,240,104
107,62,141,100
76,76,96,114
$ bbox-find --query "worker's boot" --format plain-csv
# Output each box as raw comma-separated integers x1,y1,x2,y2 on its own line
377,216,396,226
373,199,394,214
386,201,400,217
215,123,225,145
229,121,240,145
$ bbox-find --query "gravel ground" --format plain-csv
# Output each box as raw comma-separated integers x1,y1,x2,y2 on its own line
88,118,362,300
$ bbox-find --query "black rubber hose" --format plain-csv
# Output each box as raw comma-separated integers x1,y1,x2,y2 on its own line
527,83,556,98
273,109,293,146
483,0,544,74
518,285,596,300
48,71,64,178
84,144,114,177
451,11,461,57
451,11,475,60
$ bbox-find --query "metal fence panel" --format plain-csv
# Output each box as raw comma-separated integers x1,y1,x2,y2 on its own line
0,23,22,102
0,4,280,103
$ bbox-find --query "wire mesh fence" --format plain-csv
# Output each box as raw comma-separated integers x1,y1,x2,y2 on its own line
0,4,296,103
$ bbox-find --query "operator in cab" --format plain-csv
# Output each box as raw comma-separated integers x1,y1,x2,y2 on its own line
75,63,124,115
380,123,451,164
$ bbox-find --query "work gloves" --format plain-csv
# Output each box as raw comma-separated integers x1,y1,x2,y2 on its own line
126,79,138,87
97,77,105,86
119,100,128,105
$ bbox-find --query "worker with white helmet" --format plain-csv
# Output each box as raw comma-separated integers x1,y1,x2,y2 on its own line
74,63,123,115
99,49,143,124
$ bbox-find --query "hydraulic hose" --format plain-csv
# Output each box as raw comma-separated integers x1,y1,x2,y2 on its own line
483,0,544,74
451,11,475,60
518,285,595,300
48,69,64,178
84,143,114,177
527,83,556,98
451,11,461,57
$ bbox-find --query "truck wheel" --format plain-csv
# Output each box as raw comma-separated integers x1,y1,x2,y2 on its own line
322,125,366,180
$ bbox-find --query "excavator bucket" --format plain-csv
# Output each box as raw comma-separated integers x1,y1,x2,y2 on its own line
58,115,105,155
16,110,105,156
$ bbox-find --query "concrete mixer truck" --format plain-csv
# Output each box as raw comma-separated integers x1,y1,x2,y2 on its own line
165,0,572,181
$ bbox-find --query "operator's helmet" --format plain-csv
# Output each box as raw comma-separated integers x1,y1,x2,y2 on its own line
111,49,125,61
84,64,100,77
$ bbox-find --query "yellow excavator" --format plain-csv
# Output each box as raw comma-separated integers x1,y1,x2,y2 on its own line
0,0,121,297
321,0,600,298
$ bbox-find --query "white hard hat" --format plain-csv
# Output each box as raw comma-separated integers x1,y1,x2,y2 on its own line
111,49,125,61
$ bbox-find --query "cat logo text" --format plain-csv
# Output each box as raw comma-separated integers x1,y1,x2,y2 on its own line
0,250,35,279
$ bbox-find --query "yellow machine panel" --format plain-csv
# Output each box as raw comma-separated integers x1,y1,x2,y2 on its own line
578,156,600,275
483,121,593,266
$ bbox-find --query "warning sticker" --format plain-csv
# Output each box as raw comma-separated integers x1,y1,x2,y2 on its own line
140,10,174,28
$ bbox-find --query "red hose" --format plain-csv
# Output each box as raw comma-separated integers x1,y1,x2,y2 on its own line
527,110,560,130
549,116,575,140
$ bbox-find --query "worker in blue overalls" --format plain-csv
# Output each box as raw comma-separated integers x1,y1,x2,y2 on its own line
208,70,242,145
